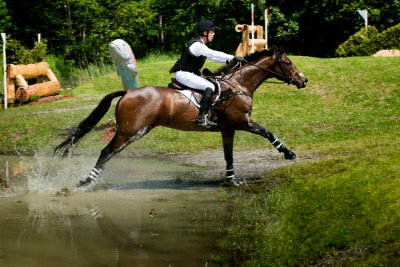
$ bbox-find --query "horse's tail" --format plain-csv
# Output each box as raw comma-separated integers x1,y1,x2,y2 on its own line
54,90,127,158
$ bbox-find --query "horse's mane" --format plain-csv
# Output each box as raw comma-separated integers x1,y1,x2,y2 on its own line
245,49,275,62
213,49,277,75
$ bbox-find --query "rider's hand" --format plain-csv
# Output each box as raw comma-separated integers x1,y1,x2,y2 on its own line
202,68,214,76
233,56,247,63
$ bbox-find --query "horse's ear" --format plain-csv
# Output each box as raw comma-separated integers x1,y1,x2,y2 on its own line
272,46,284,58
270,46,278,56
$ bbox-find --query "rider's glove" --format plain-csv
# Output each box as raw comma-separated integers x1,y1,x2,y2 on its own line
202,68,214,76
233,56,247,63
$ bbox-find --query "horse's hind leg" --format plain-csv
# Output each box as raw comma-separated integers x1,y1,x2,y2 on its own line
76,127,150,190
245,118,296,160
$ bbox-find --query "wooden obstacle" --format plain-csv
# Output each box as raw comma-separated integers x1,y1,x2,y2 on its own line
235,24,268,57
7,62,61,103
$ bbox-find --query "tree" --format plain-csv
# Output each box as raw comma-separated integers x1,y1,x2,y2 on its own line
109,0,159,55
266,0,400,56
0,0,12,32
3,0,400,63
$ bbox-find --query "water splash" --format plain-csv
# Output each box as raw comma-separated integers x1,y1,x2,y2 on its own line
0,152,98,196
25,152,97,194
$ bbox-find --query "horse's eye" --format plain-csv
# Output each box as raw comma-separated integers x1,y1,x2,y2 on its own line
280,58,291,65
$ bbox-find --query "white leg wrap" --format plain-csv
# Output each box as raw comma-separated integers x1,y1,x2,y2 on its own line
272,138,283,149
88,168,101,181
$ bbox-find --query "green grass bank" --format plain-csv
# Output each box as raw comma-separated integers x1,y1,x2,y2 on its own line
0,55,399,265
208,57,400,265
0,56,398,155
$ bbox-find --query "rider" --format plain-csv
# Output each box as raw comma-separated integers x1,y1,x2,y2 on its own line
170,19,247,127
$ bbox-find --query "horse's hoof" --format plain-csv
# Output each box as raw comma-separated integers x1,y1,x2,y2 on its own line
284,150,297,160
74,184,94,192
226,178,246,187
74,185,88,193
74,178,97,192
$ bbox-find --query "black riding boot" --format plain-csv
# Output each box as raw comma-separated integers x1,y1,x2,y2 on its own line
197,87,217,127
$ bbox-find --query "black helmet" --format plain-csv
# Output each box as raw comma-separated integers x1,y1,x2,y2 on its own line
197,20,215,35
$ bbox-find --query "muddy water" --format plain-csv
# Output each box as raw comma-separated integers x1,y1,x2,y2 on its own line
0,155,228,266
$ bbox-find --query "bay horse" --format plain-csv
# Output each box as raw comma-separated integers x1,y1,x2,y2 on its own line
54,49,308,190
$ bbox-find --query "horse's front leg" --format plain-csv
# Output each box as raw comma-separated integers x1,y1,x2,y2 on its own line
221,128,244,186
245,118,297,160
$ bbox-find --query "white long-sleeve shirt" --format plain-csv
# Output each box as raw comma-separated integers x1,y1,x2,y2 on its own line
189,41,234,63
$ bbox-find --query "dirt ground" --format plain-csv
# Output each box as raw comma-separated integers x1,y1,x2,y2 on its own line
373,49,400,57
161,148,315,182
98,125,314,183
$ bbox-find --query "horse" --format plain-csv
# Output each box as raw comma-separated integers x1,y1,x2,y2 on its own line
54,49,308,190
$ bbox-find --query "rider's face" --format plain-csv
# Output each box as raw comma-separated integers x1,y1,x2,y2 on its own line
207,30,215,42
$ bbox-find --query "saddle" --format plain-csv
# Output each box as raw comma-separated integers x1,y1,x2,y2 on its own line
168,77,221,107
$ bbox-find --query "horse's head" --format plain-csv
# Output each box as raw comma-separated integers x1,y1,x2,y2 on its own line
269,50,308,89
240,49,308,89
215,49,308,90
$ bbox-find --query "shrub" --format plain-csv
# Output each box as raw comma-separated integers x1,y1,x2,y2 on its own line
44,54,75,81
376,24,400,50
336,26,380,57
336,23,400,57
6,39,47,64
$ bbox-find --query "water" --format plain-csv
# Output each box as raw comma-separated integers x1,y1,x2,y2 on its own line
0,155,228,266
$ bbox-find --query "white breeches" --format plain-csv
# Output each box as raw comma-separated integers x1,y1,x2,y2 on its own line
174,71,215,92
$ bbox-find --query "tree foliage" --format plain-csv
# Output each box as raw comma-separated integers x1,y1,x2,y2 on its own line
265,0,400,56
6,39,47,64
0,0,12,32
2,0,400,66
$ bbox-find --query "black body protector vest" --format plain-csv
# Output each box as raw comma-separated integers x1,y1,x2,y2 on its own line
170,37,207,76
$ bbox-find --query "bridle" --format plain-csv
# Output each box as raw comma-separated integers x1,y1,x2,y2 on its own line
220,53,300,85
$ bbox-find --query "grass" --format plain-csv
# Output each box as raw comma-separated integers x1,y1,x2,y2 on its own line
0,54,399,265
1,55,398,155
211,136,400,266
207,56,400,266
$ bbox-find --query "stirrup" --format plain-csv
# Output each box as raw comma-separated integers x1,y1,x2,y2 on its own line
197,114,217,127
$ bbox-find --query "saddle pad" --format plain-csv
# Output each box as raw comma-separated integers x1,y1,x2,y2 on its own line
175,90,201,108
173,82,221,109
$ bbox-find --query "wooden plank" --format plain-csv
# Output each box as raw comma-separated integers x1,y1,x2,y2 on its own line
8,62,49,79
15,81,61,102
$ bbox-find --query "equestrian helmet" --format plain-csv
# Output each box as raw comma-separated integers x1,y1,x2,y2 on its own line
197,20,216,35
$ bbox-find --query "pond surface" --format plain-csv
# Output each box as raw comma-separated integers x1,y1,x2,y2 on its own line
0,155,229,266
